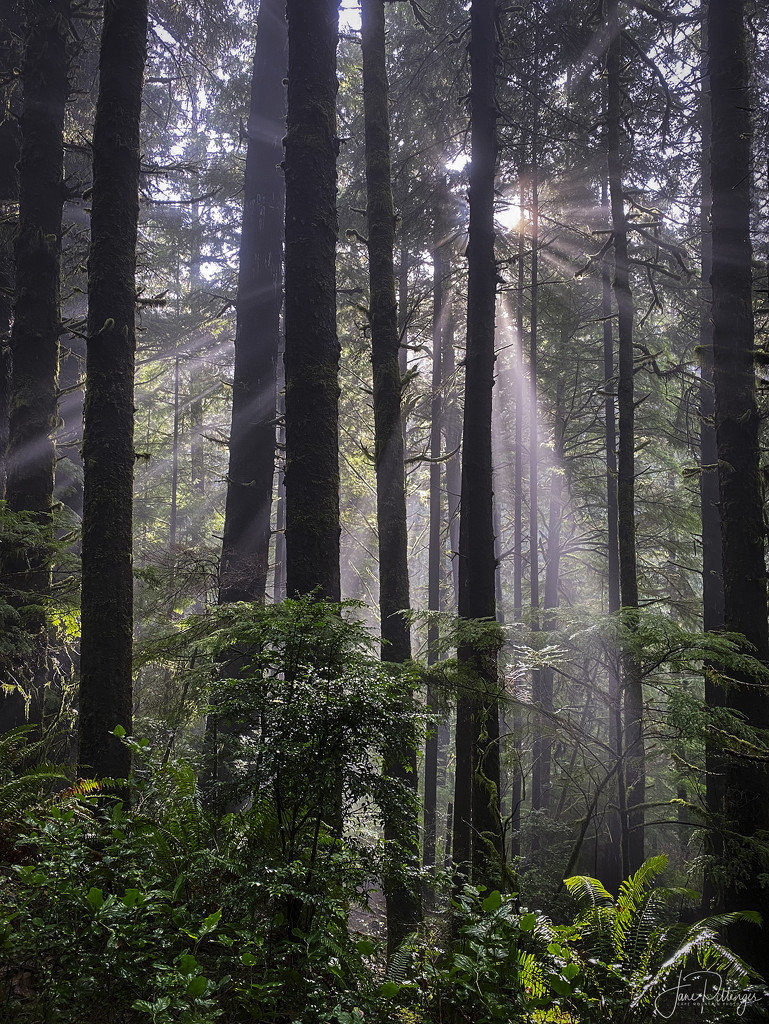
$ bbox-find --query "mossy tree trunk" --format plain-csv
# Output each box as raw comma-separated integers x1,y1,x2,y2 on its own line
283,0,341,602
709,0,769,968
220,0,287,604
78,0,149,780
453,0,503,888
2,0,69,730
606,0,644,875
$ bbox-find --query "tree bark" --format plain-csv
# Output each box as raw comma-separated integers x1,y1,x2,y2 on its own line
453,0,502,887
361,0,420,951
698,6,726,914
424,220,445,884
606,0,644,874
601,174,624,894
709,0,769,966
220,0,287,604
283,0,341,602
2,0,69,730
0,5,20,502
78,0,149,780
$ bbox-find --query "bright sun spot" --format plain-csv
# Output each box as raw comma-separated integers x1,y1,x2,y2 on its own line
496,196,524,233
339,1,361,31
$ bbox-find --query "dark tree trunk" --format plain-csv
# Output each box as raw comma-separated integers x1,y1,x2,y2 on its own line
0,10,19,502
361,0,420,951
424,222,445,883
220,0,287,604
283,0,340,602
2,0,69,730
709,0,769,966
453,0,502,887
698,7,726,914
273,340,287,603
78,0,149,780
606,0,644,874
602,176,623,895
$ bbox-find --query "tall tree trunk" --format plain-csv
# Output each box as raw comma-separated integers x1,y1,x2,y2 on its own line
453,0,502,887
537,368,566,830
698,6,726,913
170,356,180,550
78,0,149,780
220,0,287,604
0,9,19,503
273,338,287,603
709,0,769,966
602,176,623,894
443,301,461,609
2,0,69,730
424,220,445,885
361,0,420,951
530,128,546,823
606,0,644,874
283,0,341,602
510,202,526,861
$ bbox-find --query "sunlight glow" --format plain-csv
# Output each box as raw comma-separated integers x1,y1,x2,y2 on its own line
339,1,361,31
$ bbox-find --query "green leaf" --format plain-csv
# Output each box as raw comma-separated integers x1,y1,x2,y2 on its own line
86,886,104,910
186,975,208,998
122,888,143,908
356,938,376,956
113,724,126,738
241,951,257,967
549,976,572,997
547,942,562,955
380,981,402,998
199,907,222,936
520,913,537,932
563,962,579,981
178,953,197,975
482,889,502,913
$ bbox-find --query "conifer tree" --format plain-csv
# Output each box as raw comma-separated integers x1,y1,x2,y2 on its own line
78,0,149,779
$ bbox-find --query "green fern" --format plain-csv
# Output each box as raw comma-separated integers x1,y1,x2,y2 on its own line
565,856,763,1014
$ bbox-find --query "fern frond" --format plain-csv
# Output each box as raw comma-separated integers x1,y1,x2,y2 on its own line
563,873,614,909
517,949,548,1000
614,856,667,956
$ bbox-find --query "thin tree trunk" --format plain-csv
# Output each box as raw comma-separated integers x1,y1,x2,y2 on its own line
443,301,461,608
537,373,565,826
530,127,545,823
709,0,769,966
170,356,180,550
454,0,502,887
220,0,287,604
361,0,420,950
602,175,623,894
273,336,287,603
79,0,149,780
606,0,644,874
284,0,341,602
424,220,445,884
